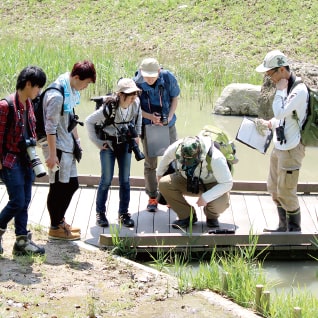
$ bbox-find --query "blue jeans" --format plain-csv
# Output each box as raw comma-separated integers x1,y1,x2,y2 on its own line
96,143,131,215
0,162,34,236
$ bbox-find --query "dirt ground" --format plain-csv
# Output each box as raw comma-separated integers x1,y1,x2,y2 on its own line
0,227,259,318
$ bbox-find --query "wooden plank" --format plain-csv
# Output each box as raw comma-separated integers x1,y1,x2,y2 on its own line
299,195,318,232
135,191,154,234
99,232,317,247
28,185,49,226
229,194,249,234
244,194,267,234
0,184,8,212
258,195,277,230
33,178,318,194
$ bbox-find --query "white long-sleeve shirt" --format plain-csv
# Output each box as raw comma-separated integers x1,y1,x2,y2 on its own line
157,136,233,203
270,76,308,150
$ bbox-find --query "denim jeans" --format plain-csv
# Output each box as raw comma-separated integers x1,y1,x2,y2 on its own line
96,143,131,215
0,162,34,236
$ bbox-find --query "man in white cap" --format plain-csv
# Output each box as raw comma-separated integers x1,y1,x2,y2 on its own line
255,50,308,232
134,58,180,212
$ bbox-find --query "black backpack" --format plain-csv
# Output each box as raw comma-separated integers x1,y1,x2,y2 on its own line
90,95,119,140
32,83,64,142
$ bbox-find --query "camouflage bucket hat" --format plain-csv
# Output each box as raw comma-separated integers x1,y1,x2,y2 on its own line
176,137,201,166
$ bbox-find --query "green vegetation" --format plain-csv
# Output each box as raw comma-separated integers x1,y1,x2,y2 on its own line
1,0,318,316
146,241,318,317
1,0,318,103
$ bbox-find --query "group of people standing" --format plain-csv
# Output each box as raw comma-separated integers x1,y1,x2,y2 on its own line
0,49,308,256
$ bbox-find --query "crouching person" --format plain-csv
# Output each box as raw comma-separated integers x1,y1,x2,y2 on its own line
157,135,233,229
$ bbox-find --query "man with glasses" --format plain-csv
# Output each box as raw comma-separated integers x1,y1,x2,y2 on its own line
255,50,308,232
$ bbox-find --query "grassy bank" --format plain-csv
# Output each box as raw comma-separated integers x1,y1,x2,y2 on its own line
1,0,318,102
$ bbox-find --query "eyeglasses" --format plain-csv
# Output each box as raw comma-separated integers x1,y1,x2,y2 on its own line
266,68,279,79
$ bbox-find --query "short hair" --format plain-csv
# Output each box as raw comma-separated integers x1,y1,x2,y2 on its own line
16,66,47,90
70,60,96,83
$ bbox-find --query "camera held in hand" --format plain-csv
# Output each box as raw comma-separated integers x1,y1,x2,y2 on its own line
19,137,46,178
120,124,145,161
276,126,286,144
161,113,168,126
187,176,200,194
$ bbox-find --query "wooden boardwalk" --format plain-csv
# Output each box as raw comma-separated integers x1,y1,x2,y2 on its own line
2,177,318,257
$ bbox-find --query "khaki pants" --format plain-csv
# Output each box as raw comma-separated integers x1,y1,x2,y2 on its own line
159,173,230,220
267,142,305,211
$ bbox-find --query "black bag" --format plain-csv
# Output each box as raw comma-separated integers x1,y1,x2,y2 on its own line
32,83,64,142
72,133,82,163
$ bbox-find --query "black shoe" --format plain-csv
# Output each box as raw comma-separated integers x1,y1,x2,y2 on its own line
172,213,198,229
157,193,167,205
96,212,109,227
119,213,134,228
207,218,220,228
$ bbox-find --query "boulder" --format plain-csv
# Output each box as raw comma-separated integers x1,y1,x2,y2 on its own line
214,83,261,116
214,62,318,119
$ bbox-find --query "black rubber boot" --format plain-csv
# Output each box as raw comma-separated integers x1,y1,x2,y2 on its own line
96,212,109,227
287,209,301,232
263,206,287,232
0,229,5,254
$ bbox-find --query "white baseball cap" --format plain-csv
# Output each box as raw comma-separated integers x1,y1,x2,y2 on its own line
140,58,160,77
256,50,289,73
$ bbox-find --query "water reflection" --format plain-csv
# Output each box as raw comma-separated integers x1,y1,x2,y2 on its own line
263,260,318,297
59,98,318,182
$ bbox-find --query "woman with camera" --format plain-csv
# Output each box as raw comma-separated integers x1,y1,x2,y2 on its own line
85,78,143,228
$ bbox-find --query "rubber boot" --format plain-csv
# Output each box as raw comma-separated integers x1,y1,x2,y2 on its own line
0,229,5,254
263,206,287,232
96,212,109,227
12,234,45,256
287,209,301,232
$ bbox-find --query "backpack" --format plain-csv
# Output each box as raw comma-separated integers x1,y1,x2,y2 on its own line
32,83,65,142
292,80,318,147
90,95,119,140
199,125,238,174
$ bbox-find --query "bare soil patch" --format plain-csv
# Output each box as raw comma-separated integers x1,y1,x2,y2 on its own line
0,228,258,318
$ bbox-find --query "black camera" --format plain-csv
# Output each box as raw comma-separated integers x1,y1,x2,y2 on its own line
276,126,286,144
120,124,145,161
90,96,106,110
161,114,168,126
187,176,200,194
68,114,84,133
19,137,46,178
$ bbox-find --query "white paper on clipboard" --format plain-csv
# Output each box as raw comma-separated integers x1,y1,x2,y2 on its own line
236,117,273,154
145,125,170,157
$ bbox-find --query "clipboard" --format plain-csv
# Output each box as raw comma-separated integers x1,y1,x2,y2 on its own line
145,125,170,157
236,117,273,154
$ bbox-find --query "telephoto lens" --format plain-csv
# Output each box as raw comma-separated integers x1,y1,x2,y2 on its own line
26,147,47,177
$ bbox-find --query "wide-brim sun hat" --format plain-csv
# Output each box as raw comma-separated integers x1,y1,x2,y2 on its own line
140,58,160,77
117,78,141,94
256,50,289,73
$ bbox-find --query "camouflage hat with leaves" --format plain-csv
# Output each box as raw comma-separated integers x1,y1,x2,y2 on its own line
176,136,205,167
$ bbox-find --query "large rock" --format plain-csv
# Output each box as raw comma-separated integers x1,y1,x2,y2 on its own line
214,62,318,119
214,83,261,116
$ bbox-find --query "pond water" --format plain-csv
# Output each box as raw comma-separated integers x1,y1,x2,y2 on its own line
57,98,318,182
